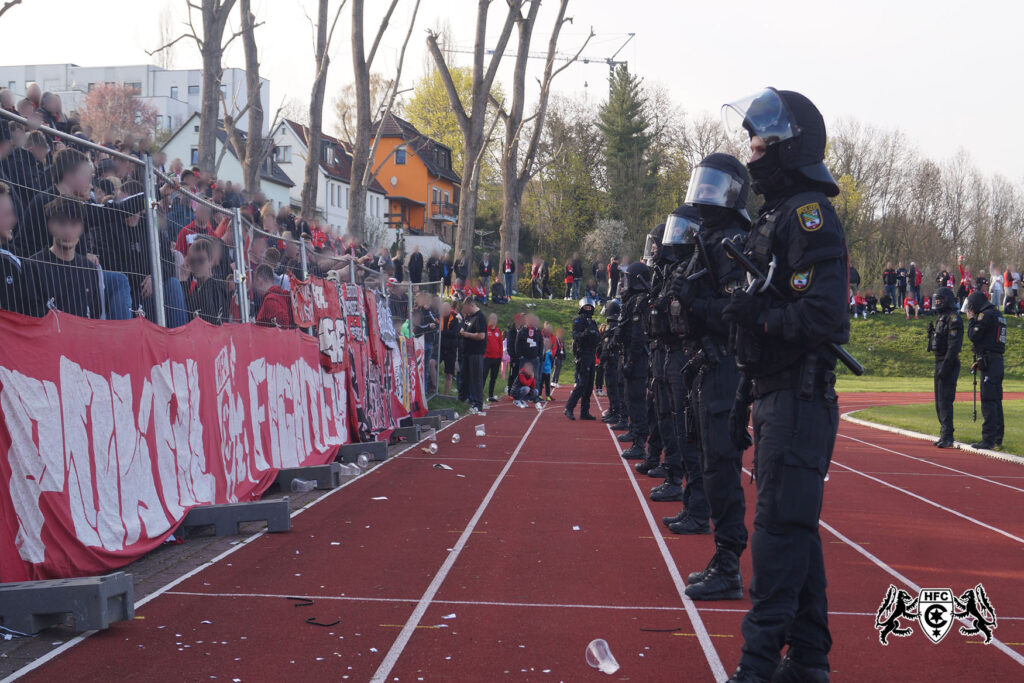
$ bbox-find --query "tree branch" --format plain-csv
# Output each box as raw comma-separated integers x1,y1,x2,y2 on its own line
0,0,23,20
365,0,401,68
425,30,470,133
146,32,196,56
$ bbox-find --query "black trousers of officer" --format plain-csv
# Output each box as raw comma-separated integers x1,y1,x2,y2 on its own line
980,354,1005,445
605,357,625,417
934,358,959,440
566,358,596,416
693,356,747,554
666,347,708,519
623,357,649,439
740,378,838,677
648,348,676,468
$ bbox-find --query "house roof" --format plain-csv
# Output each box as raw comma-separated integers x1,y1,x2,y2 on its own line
283,120,388,196
372,112,461,186
161,112,294,188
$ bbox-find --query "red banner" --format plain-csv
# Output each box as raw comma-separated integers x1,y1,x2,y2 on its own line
0,313,349,582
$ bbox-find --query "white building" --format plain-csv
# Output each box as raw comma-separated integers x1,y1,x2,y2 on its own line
0,63,269,134
271,119,388,236
161,112,293,209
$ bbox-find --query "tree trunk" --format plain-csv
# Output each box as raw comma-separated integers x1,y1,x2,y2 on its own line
301,0,331,221
240,0,263,193
347,0,372,241
500,177,522,262
197,0,236,173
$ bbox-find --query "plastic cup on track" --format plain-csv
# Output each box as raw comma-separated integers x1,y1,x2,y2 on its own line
585,638,620,674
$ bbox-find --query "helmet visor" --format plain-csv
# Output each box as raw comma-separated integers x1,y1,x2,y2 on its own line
642,234,659,264
722,87,797,144
684,166,746,210
662,213,699,245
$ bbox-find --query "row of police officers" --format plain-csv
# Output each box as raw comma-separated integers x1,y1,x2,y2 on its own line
565,88,848,683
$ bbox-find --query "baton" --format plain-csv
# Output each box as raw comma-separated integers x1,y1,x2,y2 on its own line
721,238,865,376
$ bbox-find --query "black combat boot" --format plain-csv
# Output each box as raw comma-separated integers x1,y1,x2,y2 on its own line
727,666,770,683
646,464,666,478
772,653,829,683
580,412,596,421
685,548,742,600
635,459,659,475
617,431,637,443
621,444,646,460
601,412,620,423
610,420,630,431
662,508,687,528
563,408,575,421
686,549,719,584
936,438,955,448
669,516,710,535
649,481,684,502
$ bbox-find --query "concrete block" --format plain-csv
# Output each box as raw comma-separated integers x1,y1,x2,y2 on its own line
338,440,388,463
274,463,343,490
0,572,134,634
180,498,290,536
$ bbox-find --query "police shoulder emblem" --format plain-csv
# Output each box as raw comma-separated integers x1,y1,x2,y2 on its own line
796,202,823,232
978,313,984,320
790,268,813,292
724,281,740,294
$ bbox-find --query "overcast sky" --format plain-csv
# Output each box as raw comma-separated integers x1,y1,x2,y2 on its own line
2,0,1021,181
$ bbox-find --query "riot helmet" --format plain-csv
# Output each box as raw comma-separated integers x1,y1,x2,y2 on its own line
933,287,956,313
603,298,621,322
662,205,700,262
966,291,989,316
643,223,665,265
624,261,651,295
723,87,839,197
578,294,597,315
684,153,751,225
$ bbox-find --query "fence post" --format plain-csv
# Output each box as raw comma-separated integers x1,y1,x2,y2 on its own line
299,235,310,281
232,208,250,324
142,154,167,327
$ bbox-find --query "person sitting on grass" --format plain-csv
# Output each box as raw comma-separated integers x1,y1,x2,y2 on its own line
852,292,867,319
451,278,466,304
880,292,895,314
904,293,919,320
864,290,878,315
490,279,509,305
511,361,539,407
470,277,488,305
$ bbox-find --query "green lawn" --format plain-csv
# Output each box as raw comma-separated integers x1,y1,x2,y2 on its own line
851,400,1024,456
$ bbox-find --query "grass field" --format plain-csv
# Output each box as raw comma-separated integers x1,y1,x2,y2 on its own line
426,297,1024,412
851,400,1024,456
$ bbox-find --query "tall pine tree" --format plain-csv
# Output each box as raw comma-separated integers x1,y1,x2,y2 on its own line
597,65,659,250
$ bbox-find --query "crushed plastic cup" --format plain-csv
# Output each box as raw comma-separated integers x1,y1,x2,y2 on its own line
585,638,620,675
475,424,486,437
426,429,437,442
535,401,543,411
422,443,439,455
469,406,479,415
356,453,371,469
451,433,461,444
290,478,316,493
340,463,361,476
454,412,460,419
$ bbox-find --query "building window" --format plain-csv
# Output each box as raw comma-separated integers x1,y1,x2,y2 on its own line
167,116,173,129
188,85,199,95
274,145,291,163
443,191,450,204
190,147,199,165
220,84,227,94
432,187,440,203
7,81,14,90
345,189,349,209
193,124,199,132
87,82,95,91
395,145,406,165
125,81,142,94
170,86,178,100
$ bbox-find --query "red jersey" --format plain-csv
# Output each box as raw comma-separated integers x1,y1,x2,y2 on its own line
516,371,536,390
175,219,212,255
485,325,503,359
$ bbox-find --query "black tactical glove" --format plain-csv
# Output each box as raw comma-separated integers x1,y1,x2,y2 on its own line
722,290,764,330
728,374,754,451
671,268,696,309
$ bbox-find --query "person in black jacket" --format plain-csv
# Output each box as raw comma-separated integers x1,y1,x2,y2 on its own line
2,130,48,211
183,238,229,325
516,313,543,374
407,245,423,283
848,261,861,294
564,295,599,420
454,249,469,283
506,313,523,396
0,181,31,315
502,251,516,296
928,287,962,448
966,291,1006,450
570,253,584,299
25,197,101,318
427,250,444,282
478,252,494,296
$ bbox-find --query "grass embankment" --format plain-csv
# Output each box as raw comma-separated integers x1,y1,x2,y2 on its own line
427,300,1024,411
852,400,1024,456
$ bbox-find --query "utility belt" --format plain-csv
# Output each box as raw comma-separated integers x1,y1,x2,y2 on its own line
752,352,838,401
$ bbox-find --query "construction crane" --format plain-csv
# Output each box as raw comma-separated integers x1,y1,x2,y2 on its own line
450,32,635,92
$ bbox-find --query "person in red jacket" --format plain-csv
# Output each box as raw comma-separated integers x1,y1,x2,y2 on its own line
253,264,295,327
511,362,539,406
484,312,504,402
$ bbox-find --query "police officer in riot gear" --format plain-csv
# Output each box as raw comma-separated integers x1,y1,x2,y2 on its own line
599,299,626,424
617,261,652,459
670,154,751,594
564,294,600,421
719,88,848,683
966,290,1006,449
638,224,675,484
928,287,962,448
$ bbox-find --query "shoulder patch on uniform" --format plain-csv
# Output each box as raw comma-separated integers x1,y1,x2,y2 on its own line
796,202,823,231
724,280,741,294
790,268,813,292
978,312,984,320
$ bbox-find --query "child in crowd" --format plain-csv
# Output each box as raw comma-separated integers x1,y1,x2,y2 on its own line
904,293,918,319
921,296,932,315
511,361,539,407
852,292,867,319
540,338,554,401
484,312,504,402
880,292,895,314
865,291,878,315
552,328,565,386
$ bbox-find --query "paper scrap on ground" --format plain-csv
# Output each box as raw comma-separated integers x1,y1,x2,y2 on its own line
572,525,580,531
371,497,388,501
433,463,453,470
442,613,456,620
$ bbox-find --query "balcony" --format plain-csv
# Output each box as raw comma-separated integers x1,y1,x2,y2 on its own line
430,201,458,222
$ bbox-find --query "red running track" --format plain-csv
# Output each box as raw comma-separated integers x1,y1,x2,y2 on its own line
7,390,1024,682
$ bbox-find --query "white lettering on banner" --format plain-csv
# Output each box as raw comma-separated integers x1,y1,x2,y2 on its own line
1,346,349,569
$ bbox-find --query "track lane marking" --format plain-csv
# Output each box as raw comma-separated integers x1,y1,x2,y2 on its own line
369,408,544,683
593,395,728,682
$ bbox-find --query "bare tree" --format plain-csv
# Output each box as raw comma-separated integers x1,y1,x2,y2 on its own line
492,0,591,261
148,0,240,172
426,0,522,270
156,4,177,70
0,0,23,21
348,0,421,240
300,0,346,220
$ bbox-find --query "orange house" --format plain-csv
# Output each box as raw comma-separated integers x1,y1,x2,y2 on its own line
370,113,461,244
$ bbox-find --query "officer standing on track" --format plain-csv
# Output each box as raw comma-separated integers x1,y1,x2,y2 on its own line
599,299,626,424
927,286,962,448
670,154,751,596
638,225,674,482
654,205,712,534
720,88,849,683
617,262,652,460
966,290,1006,449
564,295,600,421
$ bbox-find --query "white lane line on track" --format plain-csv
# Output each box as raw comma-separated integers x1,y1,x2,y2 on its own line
369,407,544,683
837,431,1024,493
593,395,728,683
0,423,453,683
827,459,1024,545
739,465,1024,669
